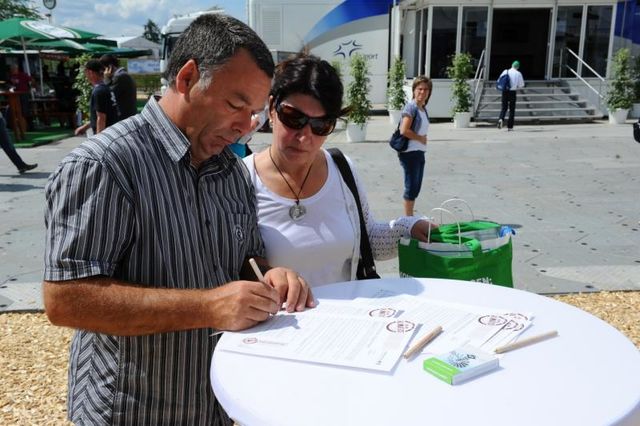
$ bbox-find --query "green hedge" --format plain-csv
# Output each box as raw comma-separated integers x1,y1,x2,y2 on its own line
131,73,162,96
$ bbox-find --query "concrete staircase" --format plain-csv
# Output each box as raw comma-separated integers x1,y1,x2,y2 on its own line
474,80,603,124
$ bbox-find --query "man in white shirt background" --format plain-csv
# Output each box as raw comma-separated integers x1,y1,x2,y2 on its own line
497,60,525,131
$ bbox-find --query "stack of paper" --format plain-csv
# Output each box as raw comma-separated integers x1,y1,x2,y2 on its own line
220,286,533,372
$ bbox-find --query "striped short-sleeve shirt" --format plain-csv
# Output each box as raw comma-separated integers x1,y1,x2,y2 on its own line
44,96,263,425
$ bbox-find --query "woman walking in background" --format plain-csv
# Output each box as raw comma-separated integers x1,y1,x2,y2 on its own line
398,76,432,216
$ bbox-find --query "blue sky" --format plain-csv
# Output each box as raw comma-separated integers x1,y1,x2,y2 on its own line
31,1,246,38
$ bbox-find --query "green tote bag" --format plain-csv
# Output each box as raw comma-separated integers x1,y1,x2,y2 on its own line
398,220,514,288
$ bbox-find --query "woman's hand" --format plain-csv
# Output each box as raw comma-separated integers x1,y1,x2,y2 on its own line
410,219,438,242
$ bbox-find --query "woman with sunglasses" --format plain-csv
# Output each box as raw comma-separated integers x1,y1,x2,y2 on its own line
243,53,434,287
398,76,432,216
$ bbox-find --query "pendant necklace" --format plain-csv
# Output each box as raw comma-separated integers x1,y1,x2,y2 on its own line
268,146,313,221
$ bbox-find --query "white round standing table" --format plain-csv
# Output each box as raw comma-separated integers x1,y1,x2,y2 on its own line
211,278,640,426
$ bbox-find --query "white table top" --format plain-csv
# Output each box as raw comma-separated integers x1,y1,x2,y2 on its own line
210,278,640,426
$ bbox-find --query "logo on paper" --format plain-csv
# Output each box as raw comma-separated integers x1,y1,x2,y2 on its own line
369,308,397,318
478,315,507,326
386,320,415,333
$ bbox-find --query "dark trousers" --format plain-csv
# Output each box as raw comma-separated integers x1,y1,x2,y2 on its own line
398,150,426,200
0,115,28,170
499,90,517,129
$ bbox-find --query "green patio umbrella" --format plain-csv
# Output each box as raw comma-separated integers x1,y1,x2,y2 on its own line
0,17,100,76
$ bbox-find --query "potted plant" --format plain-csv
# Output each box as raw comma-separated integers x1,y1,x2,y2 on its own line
345,53,372,142
631,54,640,119
387,56,406,126
446,52,474,128
606,48,634,125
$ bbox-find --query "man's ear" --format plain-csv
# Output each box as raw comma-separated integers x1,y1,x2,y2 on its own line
268,95,276,120
175,59,200,95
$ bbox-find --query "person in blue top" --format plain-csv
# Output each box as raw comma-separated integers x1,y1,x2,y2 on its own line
398,76,432,216
74,59,120,136
228,107,267,157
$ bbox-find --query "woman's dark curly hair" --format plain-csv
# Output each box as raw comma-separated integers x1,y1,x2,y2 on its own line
270,53,344,118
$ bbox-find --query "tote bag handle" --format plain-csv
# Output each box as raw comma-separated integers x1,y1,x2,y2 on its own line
439,198,475,222
427,207,462,245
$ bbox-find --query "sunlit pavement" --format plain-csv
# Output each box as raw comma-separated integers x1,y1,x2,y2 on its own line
1,115,639,312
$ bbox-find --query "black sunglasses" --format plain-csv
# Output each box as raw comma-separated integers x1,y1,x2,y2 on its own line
275,103,336,136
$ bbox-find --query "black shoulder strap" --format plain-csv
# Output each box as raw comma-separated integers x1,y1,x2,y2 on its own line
327,148,379,279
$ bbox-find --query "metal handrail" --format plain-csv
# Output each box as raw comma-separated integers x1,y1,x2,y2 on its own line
565,65,604,99
472,50,486,117
565,48,605,82
564,47,605,99
473,49,485,81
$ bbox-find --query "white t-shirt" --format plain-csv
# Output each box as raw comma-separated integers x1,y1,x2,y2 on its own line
406,109,428,152
244,150,355,287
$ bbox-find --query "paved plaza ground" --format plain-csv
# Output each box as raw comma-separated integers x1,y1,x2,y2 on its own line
1,115,639,311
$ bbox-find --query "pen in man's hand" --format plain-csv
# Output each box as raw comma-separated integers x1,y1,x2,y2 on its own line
249,258,265,282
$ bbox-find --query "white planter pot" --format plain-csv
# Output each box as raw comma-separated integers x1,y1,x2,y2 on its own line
631,103,640,119
346,122,367,142
453,111,471,128
608,108,629,125
388,109,402,126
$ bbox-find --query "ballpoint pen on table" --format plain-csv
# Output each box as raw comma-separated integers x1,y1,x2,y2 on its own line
494,330,558,354
403,325,443,359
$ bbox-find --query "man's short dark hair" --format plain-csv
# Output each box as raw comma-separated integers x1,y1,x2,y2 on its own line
99,54,119,69
85,59,104,74
163,13,274,89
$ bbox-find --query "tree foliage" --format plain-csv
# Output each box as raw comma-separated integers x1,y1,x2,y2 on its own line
346,53,372,126
606,48,634,110
446,52,474,113
387,56,406,110
72,54,93,119
0,0,41,20
631,54,640,103
142,19,161,44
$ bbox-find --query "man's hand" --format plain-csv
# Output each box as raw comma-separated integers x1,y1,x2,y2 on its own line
206,280,281,331
74,123,89,136
263,267,315,313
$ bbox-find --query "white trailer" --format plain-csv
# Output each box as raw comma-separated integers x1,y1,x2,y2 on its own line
159,9,224,92
248,0,395,105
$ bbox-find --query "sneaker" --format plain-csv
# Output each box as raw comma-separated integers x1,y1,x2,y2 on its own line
507,128,513,132
18,163,37,174
497,119,503,129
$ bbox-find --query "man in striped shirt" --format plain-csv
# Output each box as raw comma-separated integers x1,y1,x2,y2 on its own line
43,14,314,425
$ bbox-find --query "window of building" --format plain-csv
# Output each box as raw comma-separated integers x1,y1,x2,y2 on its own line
461,7,488,72
418,8,428,76
582,5,612,77
430,7,458,78
553,6,582,78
